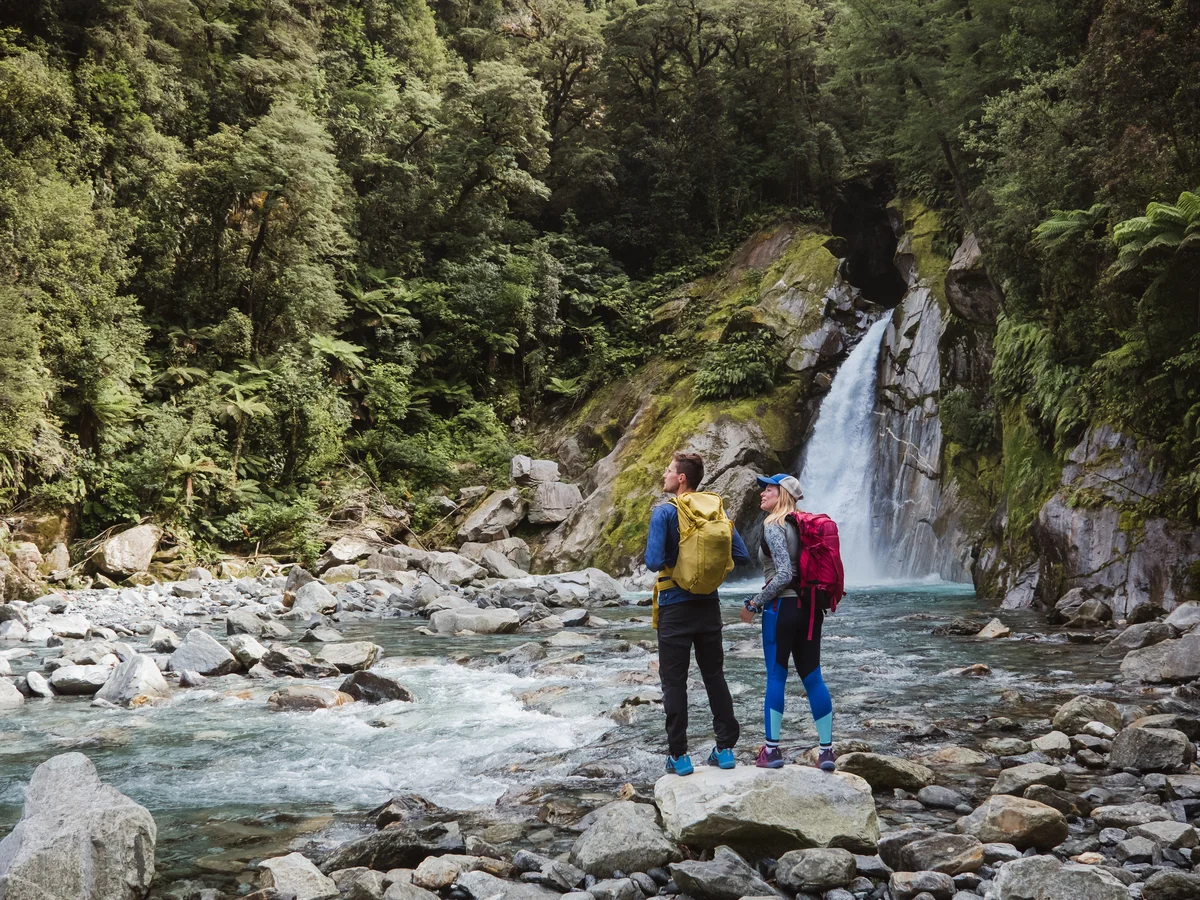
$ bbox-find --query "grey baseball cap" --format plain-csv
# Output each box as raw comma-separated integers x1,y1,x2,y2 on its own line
756,473,803,500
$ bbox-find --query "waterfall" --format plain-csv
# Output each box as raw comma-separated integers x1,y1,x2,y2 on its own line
797,317,890,585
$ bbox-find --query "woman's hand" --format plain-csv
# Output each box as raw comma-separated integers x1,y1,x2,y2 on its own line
739,606,755,624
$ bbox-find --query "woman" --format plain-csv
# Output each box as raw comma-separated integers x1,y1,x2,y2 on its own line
739,473,836,770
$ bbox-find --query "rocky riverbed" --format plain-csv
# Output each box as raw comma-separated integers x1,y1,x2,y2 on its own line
2,541,1200,900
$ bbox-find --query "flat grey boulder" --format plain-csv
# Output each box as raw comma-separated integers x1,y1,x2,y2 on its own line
1164,601,1200,630
669,846,775,900
1100,622,1176,658
147,625,180,652
267,686,354,711
776,847,856,892
897,834,984,875
319,821,464,873
315,641,381,673
48,664,113,695
339,670,414,704
527,481,583,525
888,870,954,900
47,614,90,638
95,655,170,707
958,796,1067,850
1121,634,1200,683
228,634,267,667
1110,726,1196,772
1052,694,1123,733
317,536,377,572
478,549,526,579
0,679,24,708
1143,869,1200,900
226,609,290,639
459,537,531,571
429,607,520,635
454,869,558,900
291,582,338,617
511,456,560,486
23,671,52,699
991,763,1065,796
424,553,487,587
0,752,155,898
569,800,681,877
991,854,1128,900
457,488,526,543
168,629,239,676
654,765,879,856
260,851,339,900
834,752,934,791
91,524,162,576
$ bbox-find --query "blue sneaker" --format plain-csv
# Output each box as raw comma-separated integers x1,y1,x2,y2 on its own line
665,753,694,776
707,747,736,769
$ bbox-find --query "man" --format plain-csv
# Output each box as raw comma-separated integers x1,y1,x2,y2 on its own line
644,451,750,775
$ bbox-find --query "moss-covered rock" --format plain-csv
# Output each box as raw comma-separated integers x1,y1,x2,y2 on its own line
533,224,847,575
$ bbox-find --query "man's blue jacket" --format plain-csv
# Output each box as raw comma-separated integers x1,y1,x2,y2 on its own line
643,499,750,607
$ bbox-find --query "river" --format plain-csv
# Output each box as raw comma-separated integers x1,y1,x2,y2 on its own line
0,580,1129,895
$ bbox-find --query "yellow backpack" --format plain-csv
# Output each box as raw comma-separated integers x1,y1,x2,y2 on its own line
652,492,735,628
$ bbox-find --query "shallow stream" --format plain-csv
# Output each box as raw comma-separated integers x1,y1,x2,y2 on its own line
0,581,1130,894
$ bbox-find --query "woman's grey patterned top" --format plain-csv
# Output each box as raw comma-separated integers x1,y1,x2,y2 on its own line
750,521,798,609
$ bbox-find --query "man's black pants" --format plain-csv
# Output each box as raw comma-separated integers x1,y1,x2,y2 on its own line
657,599,740,757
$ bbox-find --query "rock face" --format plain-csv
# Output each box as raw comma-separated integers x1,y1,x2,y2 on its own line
95,655,170,707
957,796,1067,850
1031,425,1200,617
653,765,879,856
870,241,972,582
1121,634,1200,683
168,629,239,675
457,489,527,543
0,752,155,899
527,482,583,525
91,524,162,577
944,233,1001,325
569,801,680,877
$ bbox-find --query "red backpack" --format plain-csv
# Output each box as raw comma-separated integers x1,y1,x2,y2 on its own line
787,511,845,613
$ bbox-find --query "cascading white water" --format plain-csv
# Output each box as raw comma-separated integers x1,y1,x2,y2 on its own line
798,317,891,585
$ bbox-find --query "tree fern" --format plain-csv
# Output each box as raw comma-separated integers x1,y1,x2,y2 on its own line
1032,203,1109,249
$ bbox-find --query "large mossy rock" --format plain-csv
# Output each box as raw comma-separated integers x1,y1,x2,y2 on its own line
653,766,879,856
0,753,156,899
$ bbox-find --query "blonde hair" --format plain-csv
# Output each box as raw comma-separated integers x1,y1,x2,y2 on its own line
764,485,798,527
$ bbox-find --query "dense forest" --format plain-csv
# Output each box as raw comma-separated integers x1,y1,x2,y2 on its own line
0,0,1197,566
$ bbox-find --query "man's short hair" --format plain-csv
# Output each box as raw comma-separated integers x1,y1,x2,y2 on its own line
673,451,704,489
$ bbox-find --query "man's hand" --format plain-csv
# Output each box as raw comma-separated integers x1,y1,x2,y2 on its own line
739,606,755,624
